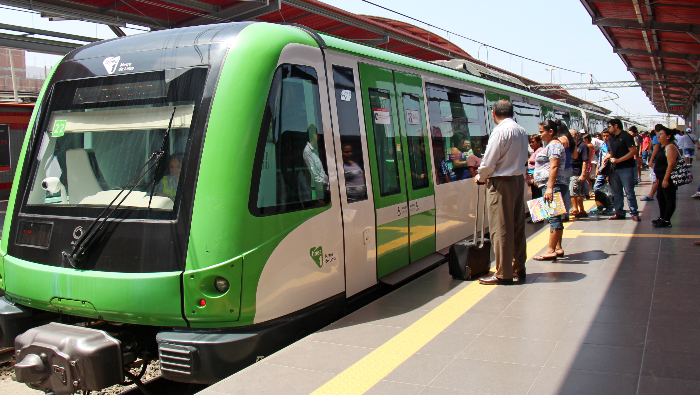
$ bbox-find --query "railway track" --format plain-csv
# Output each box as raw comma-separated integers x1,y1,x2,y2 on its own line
119,377,207,395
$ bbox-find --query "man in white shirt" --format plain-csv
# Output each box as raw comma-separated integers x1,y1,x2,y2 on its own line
302,125,329,188
475,100,529,285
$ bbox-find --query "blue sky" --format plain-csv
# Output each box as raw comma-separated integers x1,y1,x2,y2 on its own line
0,0,675,124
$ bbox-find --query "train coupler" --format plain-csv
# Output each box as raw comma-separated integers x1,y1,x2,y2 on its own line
13,322,124,395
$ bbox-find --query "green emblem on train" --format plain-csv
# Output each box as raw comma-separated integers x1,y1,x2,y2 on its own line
310,246,323,268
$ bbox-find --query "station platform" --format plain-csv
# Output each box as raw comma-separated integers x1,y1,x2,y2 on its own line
199,167,700,395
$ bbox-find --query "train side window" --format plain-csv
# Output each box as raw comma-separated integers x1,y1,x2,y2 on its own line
332,66,367,203
426,83,486,184
251,64,330,216
402,93,429,190
368,88,401,197
513,101,541,136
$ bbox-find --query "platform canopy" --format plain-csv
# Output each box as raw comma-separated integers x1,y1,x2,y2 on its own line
1,0,613,112
581,0,700,116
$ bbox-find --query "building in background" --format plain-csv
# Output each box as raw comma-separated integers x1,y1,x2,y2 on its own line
1,48,45,103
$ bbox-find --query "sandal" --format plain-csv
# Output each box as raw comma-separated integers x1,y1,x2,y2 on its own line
534,254,558,261
555,249,565,256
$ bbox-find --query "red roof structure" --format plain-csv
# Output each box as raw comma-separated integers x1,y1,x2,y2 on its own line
1,0,612,111
581,0,700,115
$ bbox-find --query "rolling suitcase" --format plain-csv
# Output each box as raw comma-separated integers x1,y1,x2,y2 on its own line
448,184,491,280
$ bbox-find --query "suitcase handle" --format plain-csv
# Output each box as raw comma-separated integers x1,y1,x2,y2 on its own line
473,184,487,249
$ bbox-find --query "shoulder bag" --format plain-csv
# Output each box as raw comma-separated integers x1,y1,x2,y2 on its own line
670,144,693,186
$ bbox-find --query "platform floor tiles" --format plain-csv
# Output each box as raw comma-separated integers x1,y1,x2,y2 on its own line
200,171,700,395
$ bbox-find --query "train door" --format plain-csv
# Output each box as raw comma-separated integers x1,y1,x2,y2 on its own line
394,71,436,264
358,63,436,280
326,55,378,297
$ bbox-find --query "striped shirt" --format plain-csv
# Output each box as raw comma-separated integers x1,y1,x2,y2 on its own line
477,117,529,178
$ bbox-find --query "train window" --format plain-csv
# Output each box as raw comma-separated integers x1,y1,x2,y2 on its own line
251,64,330,216
426,83,486,184
513,101,541,136
332,66,367,203
402,93,429,190
368,88,401,197
24,67,207,216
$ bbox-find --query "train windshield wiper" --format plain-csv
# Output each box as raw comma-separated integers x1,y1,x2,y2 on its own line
149,107,177,208
62,150,164,268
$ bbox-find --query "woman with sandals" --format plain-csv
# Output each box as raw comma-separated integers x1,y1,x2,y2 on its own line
533,120,567,261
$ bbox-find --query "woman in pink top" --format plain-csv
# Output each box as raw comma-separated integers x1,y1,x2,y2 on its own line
527,135,545,199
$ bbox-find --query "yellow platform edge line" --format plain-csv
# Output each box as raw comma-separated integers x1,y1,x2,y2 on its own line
310,202,594,395
581,233,699,239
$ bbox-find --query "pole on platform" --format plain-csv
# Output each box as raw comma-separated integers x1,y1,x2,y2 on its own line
7,48,19,102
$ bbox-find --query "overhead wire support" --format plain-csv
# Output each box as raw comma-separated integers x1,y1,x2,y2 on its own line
528,80,699,91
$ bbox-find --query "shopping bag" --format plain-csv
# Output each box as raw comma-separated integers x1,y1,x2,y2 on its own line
526,192,567,223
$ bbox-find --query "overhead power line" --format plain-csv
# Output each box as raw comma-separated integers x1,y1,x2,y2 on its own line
361,0,587,75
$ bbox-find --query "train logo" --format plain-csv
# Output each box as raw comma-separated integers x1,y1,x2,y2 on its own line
309,246,323,268
103,56,120,75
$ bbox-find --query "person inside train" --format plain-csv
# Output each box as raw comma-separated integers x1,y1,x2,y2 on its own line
341,143,367,203
409,139,428,182
303,124,329,192
155,154,183,201
279,131,313,205
449,132,472,180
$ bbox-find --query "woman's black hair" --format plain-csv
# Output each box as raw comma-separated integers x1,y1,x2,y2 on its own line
663,128,677,139
554,119,575,147
539,119,556,132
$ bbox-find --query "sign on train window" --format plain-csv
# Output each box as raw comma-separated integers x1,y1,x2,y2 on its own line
251,64,330,216
368,88,401,197
426,83,487,184
332,66,367,204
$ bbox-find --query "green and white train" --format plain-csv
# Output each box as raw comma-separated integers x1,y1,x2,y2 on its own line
0,22,638,393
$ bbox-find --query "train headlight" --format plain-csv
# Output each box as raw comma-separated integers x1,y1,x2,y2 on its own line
214,276,230,293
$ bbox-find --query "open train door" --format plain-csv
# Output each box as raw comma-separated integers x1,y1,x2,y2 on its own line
358,63,439,285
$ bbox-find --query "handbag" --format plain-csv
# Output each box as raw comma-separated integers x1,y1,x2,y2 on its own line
670,145,693,186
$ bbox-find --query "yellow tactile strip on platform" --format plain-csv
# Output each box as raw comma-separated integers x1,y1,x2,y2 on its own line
310,203,595,395
309,280,493,395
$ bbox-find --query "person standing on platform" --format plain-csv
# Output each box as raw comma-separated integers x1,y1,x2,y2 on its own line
527,135,544,200
640,131,651,169
605,119,640,221
680,127,697,165
533,120,567,261
475,100,529,285
628,126,642,183
652,128,679,228
641,125,665,202
569,131,590,217
557,122,576,221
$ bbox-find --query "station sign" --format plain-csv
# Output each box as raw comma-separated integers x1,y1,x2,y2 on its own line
668,102,684,111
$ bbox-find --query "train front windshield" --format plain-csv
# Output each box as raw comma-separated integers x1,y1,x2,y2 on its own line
25,68,207,213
